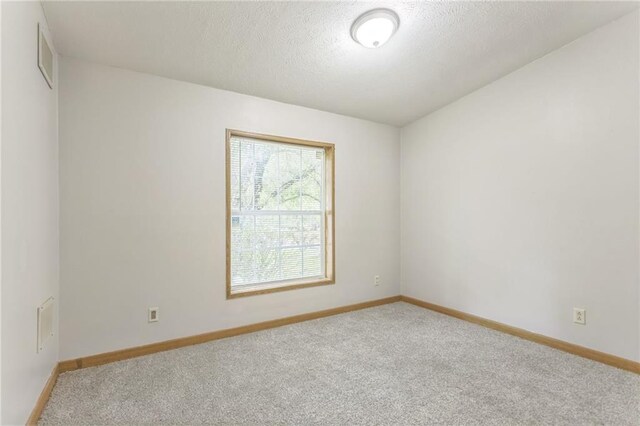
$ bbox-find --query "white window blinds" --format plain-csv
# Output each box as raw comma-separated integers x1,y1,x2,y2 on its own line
229,136,326,289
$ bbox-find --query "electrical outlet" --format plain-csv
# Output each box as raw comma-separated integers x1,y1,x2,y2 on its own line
148,307,159,323
573,308,586,325
374,275,381,286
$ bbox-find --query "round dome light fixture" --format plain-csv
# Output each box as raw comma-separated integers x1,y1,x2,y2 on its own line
351,9,400,49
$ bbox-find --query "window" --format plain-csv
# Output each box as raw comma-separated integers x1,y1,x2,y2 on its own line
226,130,335,298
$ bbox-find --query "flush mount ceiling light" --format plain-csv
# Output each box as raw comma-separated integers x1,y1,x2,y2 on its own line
351,8,400,49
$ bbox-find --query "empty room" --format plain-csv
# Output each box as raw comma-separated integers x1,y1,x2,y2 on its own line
1,0,640,424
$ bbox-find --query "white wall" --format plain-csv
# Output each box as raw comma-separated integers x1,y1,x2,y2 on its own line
0,1,4,422
401,11,640,361
59,58,400,360
1,2,59,424
0,1,3,422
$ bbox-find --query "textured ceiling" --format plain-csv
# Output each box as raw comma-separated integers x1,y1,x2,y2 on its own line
42,1,639,126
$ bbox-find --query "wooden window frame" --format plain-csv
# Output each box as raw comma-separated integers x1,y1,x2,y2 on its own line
225,129,335,299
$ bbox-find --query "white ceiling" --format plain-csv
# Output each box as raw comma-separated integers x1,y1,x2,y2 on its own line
42,1,639,126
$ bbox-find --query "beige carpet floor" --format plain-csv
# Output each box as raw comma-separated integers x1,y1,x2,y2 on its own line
40,302,640,425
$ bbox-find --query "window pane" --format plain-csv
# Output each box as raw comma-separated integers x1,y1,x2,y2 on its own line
278,147,302,211
281,247,303,280
240,140,255,211
301,149,323,211
230,140,241,210
255,215,279,248
254,249,279,282
303,246,322,277
231,215,253,250
280,215,302,247
231,249,254,285
253,143,279,210
302,214,321,245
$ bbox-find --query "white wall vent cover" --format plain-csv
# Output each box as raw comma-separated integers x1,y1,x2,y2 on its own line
37,297,55,352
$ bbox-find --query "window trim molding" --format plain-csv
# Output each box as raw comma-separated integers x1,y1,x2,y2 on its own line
225,129,335,299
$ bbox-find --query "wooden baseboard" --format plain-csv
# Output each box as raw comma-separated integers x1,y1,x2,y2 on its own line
400,295,640,374
26,364,60,426
59,296,402,373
